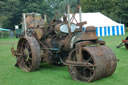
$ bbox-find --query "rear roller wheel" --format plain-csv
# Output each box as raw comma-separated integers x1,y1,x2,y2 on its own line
68,46,117,82
68,49,95,82
16,36,41,72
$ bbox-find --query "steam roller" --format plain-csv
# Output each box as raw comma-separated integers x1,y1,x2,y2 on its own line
11,12,117,82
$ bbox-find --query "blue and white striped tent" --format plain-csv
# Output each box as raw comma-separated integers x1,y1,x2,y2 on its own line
70,12,125,37
95,25,124,37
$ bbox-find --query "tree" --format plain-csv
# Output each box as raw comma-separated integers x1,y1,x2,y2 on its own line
117,0,128,26
0,0,81,29
80,0,128,26
0,0,21,29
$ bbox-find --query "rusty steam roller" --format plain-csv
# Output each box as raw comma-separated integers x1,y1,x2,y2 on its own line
11,5,117,82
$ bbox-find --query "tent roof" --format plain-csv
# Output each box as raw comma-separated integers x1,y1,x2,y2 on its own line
0,28,10,31
69,12,123,27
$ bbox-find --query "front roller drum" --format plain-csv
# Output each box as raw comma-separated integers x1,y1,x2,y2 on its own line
16,36,41,72
68,46,117,82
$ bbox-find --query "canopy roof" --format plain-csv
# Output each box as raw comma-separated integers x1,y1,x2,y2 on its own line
0,28,10,31
69,12,123,27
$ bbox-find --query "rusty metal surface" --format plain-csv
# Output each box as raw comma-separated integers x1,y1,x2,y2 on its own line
12,11,117,82
124,37,128,49
67,45,117,82
11,47,16,57
117,36,128,49
84,26,98,40
70,26,98,49
16,36,41,72
25,13,44,28
55,23,62,33
34,28,44,40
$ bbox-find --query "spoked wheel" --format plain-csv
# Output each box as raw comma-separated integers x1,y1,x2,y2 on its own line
75,50,95,81
68,46,117,82
68,49,95,82
125,37,128,49
16,36,41,72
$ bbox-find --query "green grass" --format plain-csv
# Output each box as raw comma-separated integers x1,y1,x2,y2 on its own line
0,32,128,85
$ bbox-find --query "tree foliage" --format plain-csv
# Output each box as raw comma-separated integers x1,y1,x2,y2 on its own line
81,0,128,26
0,0,78,29
1,0,128,29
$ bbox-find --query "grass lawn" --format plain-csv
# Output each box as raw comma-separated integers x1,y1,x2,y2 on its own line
0,32,128,85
